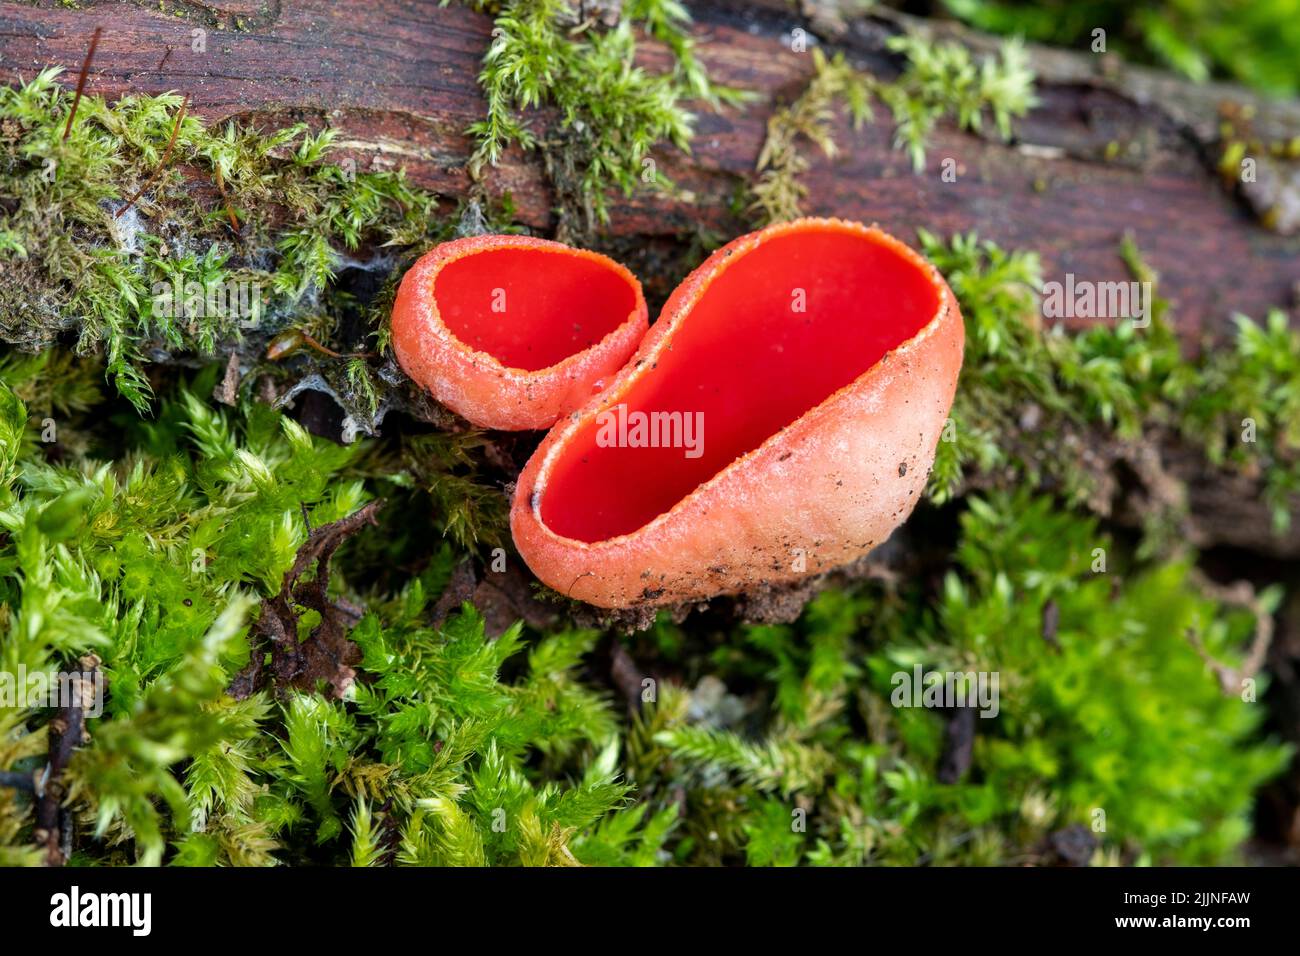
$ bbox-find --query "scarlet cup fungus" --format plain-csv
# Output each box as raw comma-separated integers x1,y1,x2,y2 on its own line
510,218,965,608
390,235,648,430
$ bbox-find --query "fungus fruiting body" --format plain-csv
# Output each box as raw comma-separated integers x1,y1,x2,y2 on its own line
511,218,965,608
390,235,648,430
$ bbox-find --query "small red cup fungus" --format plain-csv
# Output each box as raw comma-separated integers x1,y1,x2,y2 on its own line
510,218,964,608
390,235,648,430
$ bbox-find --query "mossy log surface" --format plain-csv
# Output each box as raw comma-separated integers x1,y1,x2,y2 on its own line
1,0,1297,340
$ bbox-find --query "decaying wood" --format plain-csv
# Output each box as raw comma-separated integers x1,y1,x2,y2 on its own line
0,0,1296,339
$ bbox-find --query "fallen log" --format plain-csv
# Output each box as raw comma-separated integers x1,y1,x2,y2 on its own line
0,0,1296,338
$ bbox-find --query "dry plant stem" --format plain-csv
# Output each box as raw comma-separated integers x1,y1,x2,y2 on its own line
62,27,102,142
33,654,102,866
265,330,375,361
229,501,383,700
115,93,189,219
1185,570,1275,696
213,165,241,233
0,770,36,792
608,640,646,715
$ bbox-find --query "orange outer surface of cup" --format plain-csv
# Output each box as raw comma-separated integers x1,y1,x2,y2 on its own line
510,218,965,609
390,234,649,431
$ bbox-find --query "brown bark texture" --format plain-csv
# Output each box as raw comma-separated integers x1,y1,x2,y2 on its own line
0,0,1297,340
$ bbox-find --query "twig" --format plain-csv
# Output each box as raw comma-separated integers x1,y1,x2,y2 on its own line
62,27,102,142
115,93,189,218
936,705,975,784
229,501,383,700
34,654,101,866
0,770,36,792
1185,570,1274,696
430,559,479,626
265,329,376,361
213,165,241,234
1041,598,1060,652
609,639,646,715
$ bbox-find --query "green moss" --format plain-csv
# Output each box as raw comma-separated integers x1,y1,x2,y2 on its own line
0,70,446,412
882,33,1037,172
0,378,631,865
922,230,1300,537
751,34,1037,224
751,49,875,225
650,497,1288,865
398,431,512,553
467,0,747,234
0,308,1290,865
942,0,1300,97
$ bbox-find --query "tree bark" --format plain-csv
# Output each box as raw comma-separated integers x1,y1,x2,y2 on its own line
1,0,1296,339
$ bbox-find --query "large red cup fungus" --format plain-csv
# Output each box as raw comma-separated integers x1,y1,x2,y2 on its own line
390,235,648,430
510,218,964,608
